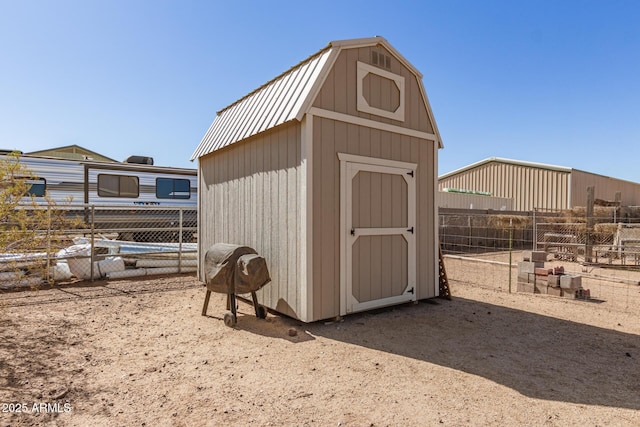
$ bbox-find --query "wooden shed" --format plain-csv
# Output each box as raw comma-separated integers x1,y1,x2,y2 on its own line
191,37,443,322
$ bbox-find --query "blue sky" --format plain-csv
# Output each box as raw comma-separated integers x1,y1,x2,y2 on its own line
1,1,639,182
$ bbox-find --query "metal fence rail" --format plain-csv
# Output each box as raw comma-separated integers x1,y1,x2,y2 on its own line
1,204,197,289
440,209,640,313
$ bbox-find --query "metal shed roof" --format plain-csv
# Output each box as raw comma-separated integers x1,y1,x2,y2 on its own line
438,157,572,180
191,37,442,161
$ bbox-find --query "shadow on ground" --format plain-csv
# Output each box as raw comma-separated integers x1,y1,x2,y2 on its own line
306,297,640,410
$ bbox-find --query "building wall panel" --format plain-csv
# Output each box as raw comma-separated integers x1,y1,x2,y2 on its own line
439,162,571,211
570,170,640,207
438,192,513,210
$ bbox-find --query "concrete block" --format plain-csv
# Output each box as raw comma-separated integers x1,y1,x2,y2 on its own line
575,288,591,300
518,261,544,275
534,276,548,287
551,266,565,275
547,286,563,297
517,272,536,282
547,274,561,287
562,288,577,299
534,283,548,294
560,275,582,290
523,250,547,263
517,282,535,293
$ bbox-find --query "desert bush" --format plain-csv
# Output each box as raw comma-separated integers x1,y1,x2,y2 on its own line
0,152,83,286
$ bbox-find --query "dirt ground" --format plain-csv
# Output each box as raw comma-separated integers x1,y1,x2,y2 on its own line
1,267,639,426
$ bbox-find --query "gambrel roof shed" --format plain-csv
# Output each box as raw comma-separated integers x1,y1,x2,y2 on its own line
193,37,444,322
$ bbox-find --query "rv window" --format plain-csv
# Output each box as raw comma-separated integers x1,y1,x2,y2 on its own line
98,174,139,198
26,178,46,197
156,178,190,199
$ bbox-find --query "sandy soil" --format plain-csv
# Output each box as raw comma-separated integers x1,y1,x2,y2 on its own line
1,268,639,426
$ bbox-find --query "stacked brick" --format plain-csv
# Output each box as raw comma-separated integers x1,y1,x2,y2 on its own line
517,251,590,299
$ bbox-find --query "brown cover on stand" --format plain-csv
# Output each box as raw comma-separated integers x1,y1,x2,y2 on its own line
204,243,270,294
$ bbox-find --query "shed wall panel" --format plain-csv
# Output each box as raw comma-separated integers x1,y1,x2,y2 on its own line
198,122,303,319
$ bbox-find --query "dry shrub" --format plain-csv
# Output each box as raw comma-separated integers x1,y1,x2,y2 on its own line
486,215,531,229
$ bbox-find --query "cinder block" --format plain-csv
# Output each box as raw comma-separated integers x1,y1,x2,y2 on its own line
560,275,582,290
518,261,544,275
523,251,547,263
547,286,563,297
547,274,561,287
517,272,534,283
534,283,548,294
535,276,548,286
535,267,552,276
562,288,577,299
575,288,591,300
517,282,535,293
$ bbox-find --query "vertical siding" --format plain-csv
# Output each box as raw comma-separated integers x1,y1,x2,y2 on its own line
312,117,437,320
438,162,571,211
570,170,640,207
198,122,303,319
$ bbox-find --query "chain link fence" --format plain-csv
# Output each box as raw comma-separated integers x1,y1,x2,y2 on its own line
440,208,640,313
1,204,197,289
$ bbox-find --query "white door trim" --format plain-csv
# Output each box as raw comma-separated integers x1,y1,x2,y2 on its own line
339,153,417,315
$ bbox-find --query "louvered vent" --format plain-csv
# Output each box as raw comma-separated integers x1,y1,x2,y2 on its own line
371,51,391,69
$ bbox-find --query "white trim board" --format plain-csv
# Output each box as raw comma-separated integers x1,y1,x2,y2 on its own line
337,152,417,170
300,114,314,322
309,107,437,142
356,61,405,121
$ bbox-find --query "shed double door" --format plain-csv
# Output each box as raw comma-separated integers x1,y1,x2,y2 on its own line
340,154,417,315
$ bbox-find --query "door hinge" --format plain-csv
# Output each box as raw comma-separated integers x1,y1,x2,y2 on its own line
407,287,414,294
350,228,355,236
407,226,414,234
407,170,414,177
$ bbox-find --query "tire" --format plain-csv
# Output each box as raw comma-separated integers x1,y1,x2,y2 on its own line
257,306,267,319
223,312,237,327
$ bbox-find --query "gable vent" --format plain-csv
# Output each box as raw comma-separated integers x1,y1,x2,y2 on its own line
371,51,391,69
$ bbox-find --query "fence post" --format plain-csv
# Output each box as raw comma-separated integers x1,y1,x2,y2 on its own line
46,205,51,284
533,208,537,251
90,205,95,282
509,218,513,293
468,215,472,253
178,208,183,274
586,186,595,263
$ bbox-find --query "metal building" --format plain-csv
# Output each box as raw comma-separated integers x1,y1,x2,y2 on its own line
438,157,640,211
191,37,443,322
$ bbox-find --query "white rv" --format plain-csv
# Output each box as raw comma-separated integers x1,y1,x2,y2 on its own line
3,153,197,241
